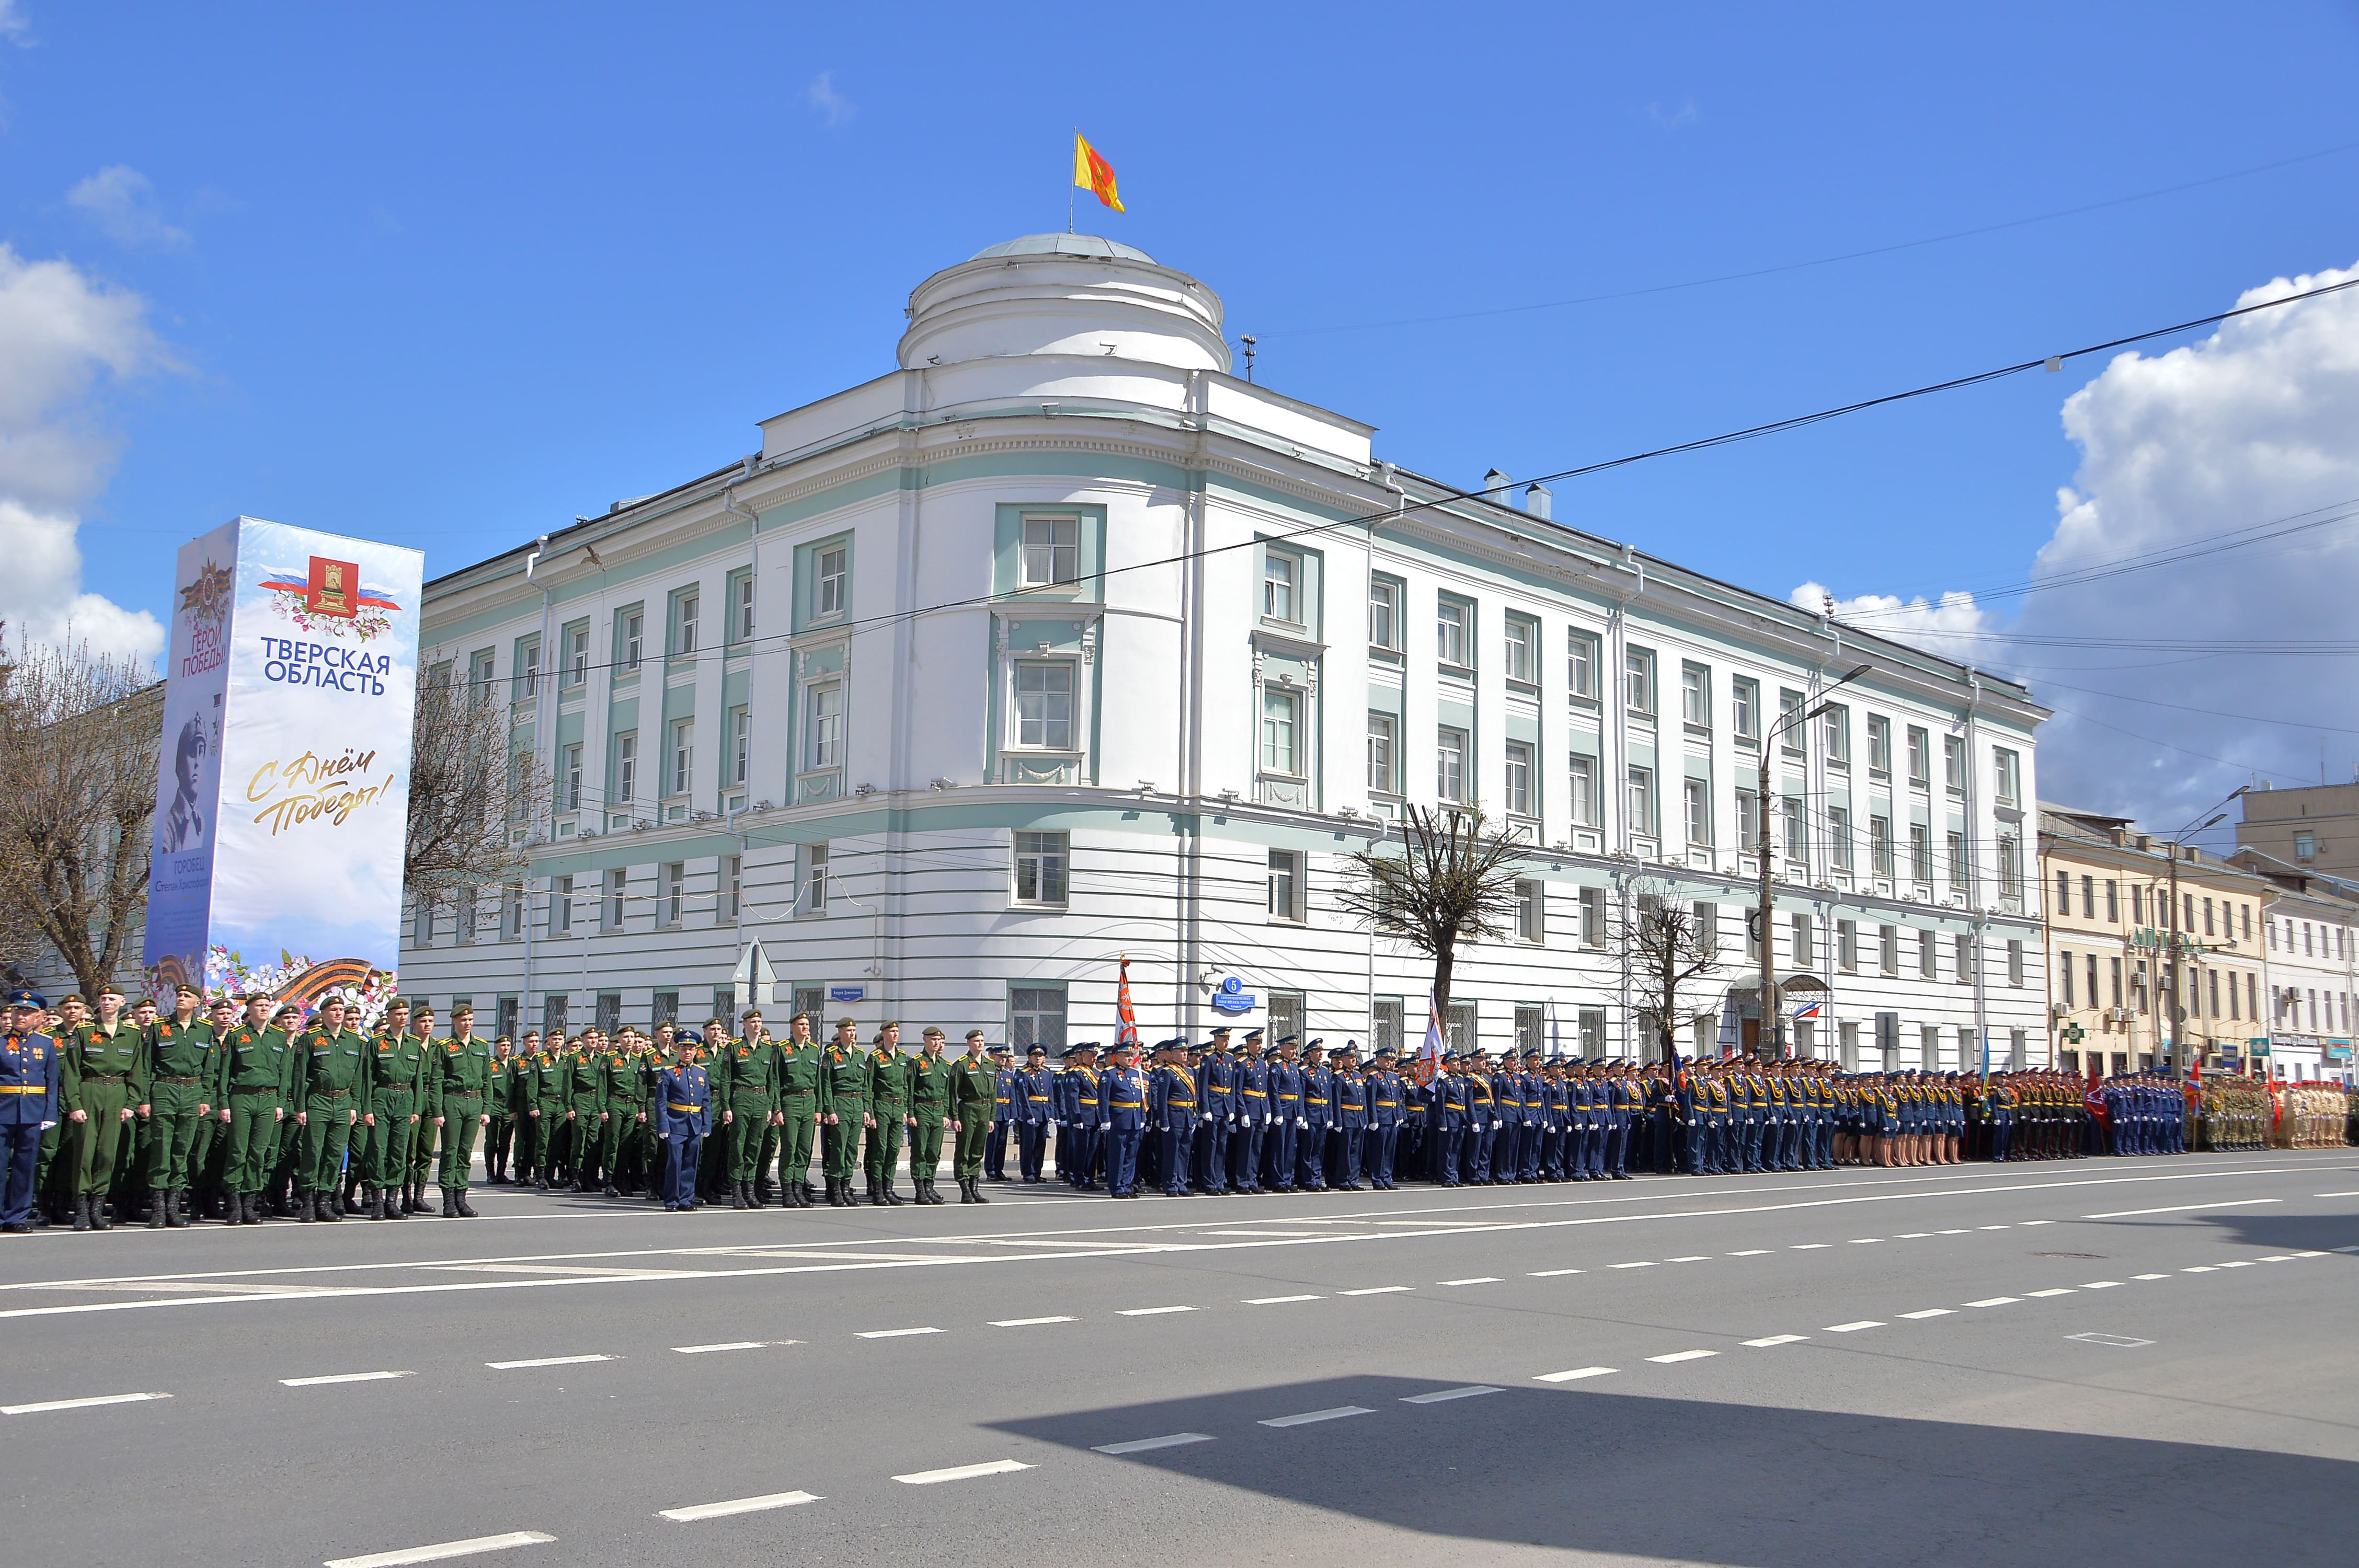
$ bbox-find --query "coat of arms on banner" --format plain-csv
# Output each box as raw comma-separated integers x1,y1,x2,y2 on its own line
260,555,401,639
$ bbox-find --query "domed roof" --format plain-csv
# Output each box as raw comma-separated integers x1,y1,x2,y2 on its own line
968,232,1158,264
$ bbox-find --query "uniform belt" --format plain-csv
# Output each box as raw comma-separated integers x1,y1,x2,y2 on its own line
84,1073,125,1084
1167,1099,1196,1109
781,1089,815,1099
0,1085,43,1094
1027,1095,1049,1102
231,1085,271,1094
1111,1101,1142,1110
1376,1100,1396,1108
668,1102,697,1112
1308,1097,1327,1105
318,1088,352,1099
1278,1093,1300,1101
157,1075,201,1086
1242,1089,1266,1097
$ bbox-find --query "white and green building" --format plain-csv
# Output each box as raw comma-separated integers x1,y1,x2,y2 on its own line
400,232,2051,1066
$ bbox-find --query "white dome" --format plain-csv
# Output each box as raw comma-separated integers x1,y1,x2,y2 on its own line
898,234,1229,374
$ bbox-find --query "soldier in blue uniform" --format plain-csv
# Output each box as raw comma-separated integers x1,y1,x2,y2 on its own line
984,1043,1015,1181
1265,1038,1302,1192
1012,1044,1051,1182
1149,1040,1197,1196
1429,1053,1468,1185
1098,1042,1148,1197
1330,1043,1366,1190
654,1047,710,1212
1193,1030,1233,1194
1296,1040,1333,1191
3,991,62,1233
1365,1047,1402,1190
1229,1031,1269,1194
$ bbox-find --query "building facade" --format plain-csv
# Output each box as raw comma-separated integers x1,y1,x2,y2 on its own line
397,233,2051,1065
2236,778,2359,883
2228,846,2357,1083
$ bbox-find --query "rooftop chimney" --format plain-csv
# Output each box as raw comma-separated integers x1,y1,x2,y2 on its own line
1525,481,1553,520
1484,468,1515,508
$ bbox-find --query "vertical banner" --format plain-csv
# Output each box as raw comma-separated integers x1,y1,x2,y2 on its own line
144,516,425,991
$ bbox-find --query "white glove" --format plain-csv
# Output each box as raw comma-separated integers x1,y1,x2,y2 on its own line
1098,1122,1110,1132
40,1120,56,1131
1296,1117,1307,1129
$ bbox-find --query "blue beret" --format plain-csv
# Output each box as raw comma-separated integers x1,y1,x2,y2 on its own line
5,989,43,1010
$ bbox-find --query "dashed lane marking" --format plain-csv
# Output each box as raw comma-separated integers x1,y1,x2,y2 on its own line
324,1531,554,1568
1742,1335,1807,1347
2079,1282,2123,1290
282,1371,412,1386
1648,1350,1718,1363
856,1327,943,1339
2018,1220,2054,1226
1847,1238,1881,1244
659,1491,822,1522
1439,1277,1502,1286
672,1341,796,1354
1965,1297,2020,1307
2182,1266,2217,1273
1728,1249,1773,1256
1936,1229,1971,1235
2132,1273,2172,1280
2,1391,171,1415
1789,1243,1830,1250
1824,1321,1884,1332
2082,1198,2280,1219
1979,1225,2011,1231
1117,1306,1198,1317
991,1316,1078,1327
1093,1434,1213,1455
1339,1286,1413,1296
893,1460,1032,1485
2214,1261,2257,1269
1401,1386,1502,1403
1610,1261,1659,1269
1260,1406,1374,1427
486,1355,613,1369
1898,1309,1954,1319
1528,1268,1584,1277
2023,1288,2077,1297
1535,1366,1618,1382
1242,1296,1321,1306
1666,1255,1713,1263
1895,1232,1933,1238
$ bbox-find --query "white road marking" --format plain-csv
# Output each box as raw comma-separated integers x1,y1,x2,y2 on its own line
1528,1268,1585,1277
2,1391,170,1416
485,1355,613,1369
1729,1249,1773,1256
1937,1229,1971,1235
1439,1277,1502,1286
856,1327,943,1339
1666,1255,1713,1263
2079,1282,2123,1290
1535,1366,1618,1382
990,1315,1078,1327
2018,1220,2053,1226
1965,1297,2020,1307
1259,1406,1373,1427
1401,1386,1501,1404
673,1341,794,1354
1789,1243,1830,1250
1978,1225,2011,1231
282,1371,411,1386
2294,1251,2329,1257
1824,1320,1884,1332
1339,1286,1413,1296
2066,1332,2154,1348
1241,1296,1321,1306
1092,1434,1213,1455
1898,1309,1954,1319
2182,1266,2217,1273
1117,1306,1197,1317
1742,1334,1807,1347
2257,1255,2297,1263
2083,1197,2280,1219
2332,1246,2359,1254
1895,1232,1932,1239
1647,1350,1717,1363
893,1459,1031,1485
2214,1260,2257,1269
324,1531,555,1568
1847,1238,1881,1245
1610,1261,1659,1269
2312,1191,2359,1197
658,1491,821,1522
2024,1288,2077,1298
2132,1273,2172,1280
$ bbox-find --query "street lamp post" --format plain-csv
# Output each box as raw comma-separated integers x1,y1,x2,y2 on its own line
1757,663,1871,1058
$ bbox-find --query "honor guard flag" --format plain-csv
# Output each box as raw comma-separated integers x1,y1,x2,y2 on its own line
1114,955,1140,1047
1073,132,1125,213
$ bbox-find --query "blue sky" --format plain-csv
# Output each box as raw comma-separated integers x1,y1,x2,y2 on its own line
5,1,2358,839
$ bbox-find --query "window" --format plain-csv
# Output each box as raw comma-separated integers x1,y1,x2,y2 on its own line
518,637,541,700
1013,831,1069,906
1867,714,1892,774
1262,550,1299,622
1628,766,1656,836
2105,880,2119,923
1436,599,1468,667
672,592,699,658
622,612,644,672
1367,712,1397,793
2106,953,2120,1004
1693,902,1719,951
1956,933,1973,984
1820,704,1848,766
1779,689,1805,755
1681,663,1710,728
1918,928,1937,979
1838,919,1859,971
1514,879,1542,942
1996,835,2020,898
1437,727,1469,802
1625,648,1655,714
1731,677,1759,741
565,626,589,687
1909,823,1932,883
1570,755,1596,826
1870,815,1892,876
1568,630,1599,700
1781,795,1805,866
1942,733,1965,792
1503,740,1535,815
497,996,519,1040
1993,747,2020,806
2009,940,2027,986
1267,849,1303,921
1368,577,1400,650
1735,787,1760,852
1946,831,1966,887
1260,687,1301,775
1828,805,1852,871
797,842,830,916
806,682,843,769
1372,998,1405,1058
2056,868,2071,910
616,733,638,805
413,896,433,948
670,718,695,797
720,855,741,923
604,868,627,931
1880,925,1898,975
815,546,848,618
1579,1007,1606,1055
2204,897,2215,937
551,874,573,936
1906,725,1930,787
1791,913,1815,968
2079,874,2094,919
543,995,567,1038
729,708,750,787
2295,830,2316,859
1579,886,1605,948
1016,662,1075,751
1010,987,1067,1054
563,744,582,812
1684,779,1710,846
1023,516,1080,587
661,862,684,927
1504,616,1536,683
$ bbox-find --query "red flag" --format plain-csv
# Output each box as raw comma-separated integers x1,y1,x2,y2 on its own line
1114,955,1139,1047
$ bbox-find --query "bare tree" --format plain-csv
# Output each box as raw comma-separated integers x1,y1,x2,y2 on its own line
405,668,539,922
1336,804,1526,1019
0,632,163,998
1616,877,1722,1064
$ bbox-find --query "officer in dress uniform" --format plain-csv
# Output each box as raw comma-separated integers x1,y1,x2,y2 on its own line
984,1042,1016,1182
1098,1042,1148,1197
654,1046,709,1212
1057,1044,1102,1191
1195,1029,1234,1194
1013,1043,1052,1183
1366,1047,1403,1190
2,990,61,1233
1149,1039,1197,1196
1333,1044,1368,1190
1266,1038,1303,1192
1229,1030,1269,1194
1297,1040,1333,1191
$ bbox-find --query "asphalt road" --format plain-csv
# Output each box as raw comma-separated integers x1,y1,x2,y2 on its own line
3,1150,2355,1568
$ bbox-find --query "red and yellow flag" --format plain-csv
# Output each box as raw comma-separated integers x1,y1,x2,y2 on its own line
1073,131,1125,213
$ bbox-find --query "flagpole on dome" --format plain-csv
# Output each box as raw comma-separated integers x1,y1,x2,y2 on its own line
1068,126,1076,234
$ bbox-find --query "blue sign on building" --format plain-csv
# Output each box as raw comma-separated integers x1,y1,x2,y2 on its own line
829,986,866,1004
1211,990,1257,1015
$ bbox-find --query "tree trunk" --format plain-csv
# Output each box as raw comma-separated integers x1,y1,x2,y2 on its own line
1430,944,1457,1033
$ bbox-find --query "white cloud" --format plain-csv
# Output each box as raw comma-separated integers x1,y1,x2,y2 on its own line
806,70,854,129
0,1,30,47
0,244,167,664
1790,581,1994,665
67,165,191,249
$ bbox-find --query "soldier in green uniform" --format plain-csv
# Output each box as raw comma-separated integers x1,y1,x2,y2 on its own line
189,995,239,1219
342,1000,404,1216
949,1028,997,1203
32,994,88,1225
521,1032,561,1187
598,1030,645,1196
509,1031,542,1186
816,1017,869,1207
905,1026,954,1205
721,1011,776,1209
864,1022,912,1206
121,995,163,1220
364,1002,430,1219
485,1036,518,1183
565,1030,609,1192
62,985,147,1231
398,1007,442,1212
771,1012,823,1208
216,997,297,1224
428,1005,491,1216
143,985,215,1228
292,995,369,1222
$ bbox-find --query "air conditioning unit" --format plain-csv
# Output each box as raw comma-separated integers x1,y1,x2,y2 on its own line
2049,1004,2069,1021
2106,1007,2129,1024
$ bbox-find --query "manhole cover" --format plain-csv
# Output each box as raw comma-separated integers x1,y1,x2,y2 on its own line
2033,1251,2104,1259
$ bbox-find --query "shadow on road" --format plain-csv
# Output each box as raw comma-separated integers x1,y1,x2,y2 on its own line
993,1374,2358,1566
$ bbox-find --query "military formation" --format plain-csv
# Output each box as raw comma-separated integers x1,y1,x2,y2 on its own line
3,986,2352,1234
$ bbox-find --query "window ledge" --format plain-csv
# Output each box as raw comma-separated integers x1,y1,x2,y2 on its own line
1438,662,1477,682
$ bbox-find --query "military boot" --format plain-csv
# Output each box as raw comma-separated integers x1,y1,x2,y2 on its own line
729,1180,747,1210
90,1194,113,1230
71,1194,91,1231
455,1189,478,1217
970,1178,990,1204
148,1191,168,1228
